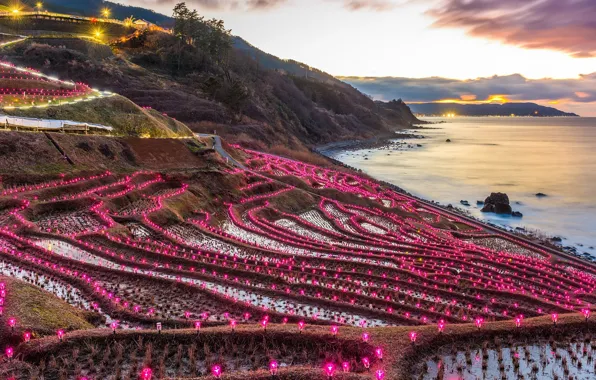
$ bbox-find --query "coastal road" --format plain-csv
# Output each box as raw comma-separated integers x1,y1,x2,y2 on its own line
206,138,596,271
195,134,246,169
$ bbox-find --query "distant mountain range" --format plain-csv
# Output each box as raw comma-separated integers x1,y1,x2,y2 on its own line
409,102,578,117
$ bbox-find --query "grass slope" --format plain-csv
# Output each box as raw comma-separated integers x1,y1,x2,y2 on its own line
3,94,194,137
0,275,94,346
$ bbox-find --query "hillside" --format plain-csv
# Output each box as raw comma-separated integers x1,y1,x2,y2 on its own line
410,102,579,117
0,32,419,152
0,275,94,347
4,94,194,138
0,133,593,379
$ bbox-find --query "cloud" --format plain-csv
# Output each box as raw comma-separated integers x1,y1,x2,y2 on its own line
340,0,399,11
427,0,596,58
339,73,596,114
137,0,287,10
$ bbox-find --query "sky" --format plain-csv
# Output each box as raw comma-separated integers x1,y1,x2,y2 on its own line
119,0,596,116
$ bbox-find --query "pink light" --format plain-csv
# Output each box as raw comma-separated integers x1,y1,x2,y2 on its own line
375,347,383,360
362,357,370,369
475,317,484,329
8,317,16,329
515,316,522,328
438,319,445,333
342,361,350,372
212,364,222,378
23,331,31,342
581,308,591,321
230,319,236,331
269,360,278,375
57,329,65,341
141,367,152,380
331,325,338,336
5,347,13,359
409,331,417,344
261,319,268,330
551,313,558,325
362,332,369,342
194,320,201,331
375,369,386,380
324,362,335,378
298,320,305,332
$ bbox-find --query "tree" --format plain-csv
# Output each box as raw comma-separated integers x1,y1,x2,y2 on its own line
172,2,231,66
223,79,249,121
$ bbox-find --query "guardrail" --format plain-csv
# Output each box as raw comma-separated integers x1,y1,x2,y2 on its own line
0,115,113,132
0,11,129,27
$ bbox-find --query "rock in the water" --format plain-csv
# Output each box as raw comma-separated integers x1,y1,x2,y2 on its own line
535,192,547,197
495,203,513,214
476,200,484,205
481,192,512,215
550,236,563,242
512,211,523,217
460,200,470,206
481,204,495,213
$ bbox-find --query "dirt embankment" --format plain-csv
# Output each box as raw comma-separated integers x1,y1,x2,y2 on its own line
0,131,214,176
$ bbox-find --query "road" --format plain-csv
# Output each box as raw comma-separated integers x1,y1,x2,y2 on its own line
195,134,246,169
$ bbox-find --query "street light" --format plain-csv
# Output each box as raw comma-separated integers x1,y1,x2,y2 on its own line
102,8,111,18
36,2,43,12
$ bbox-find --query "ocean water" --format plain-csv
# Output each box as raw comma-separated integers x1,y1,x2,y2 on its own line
328,117,596,258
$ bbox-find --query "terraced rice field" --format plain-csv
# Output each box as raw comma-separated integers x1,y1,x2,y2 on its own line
0,147,594,379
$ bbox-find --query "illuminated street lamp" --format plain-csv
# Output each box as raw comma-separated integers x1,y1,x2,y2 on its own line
102,8,111,18
36,2,43,12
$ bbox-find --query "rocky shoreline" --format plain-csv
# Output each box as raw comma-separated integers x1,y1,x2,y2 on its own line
316,134,596,264
316,128,427,155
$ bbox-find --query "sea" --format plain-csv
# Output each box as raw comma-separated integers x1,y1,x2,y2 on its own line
325,117,596,260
